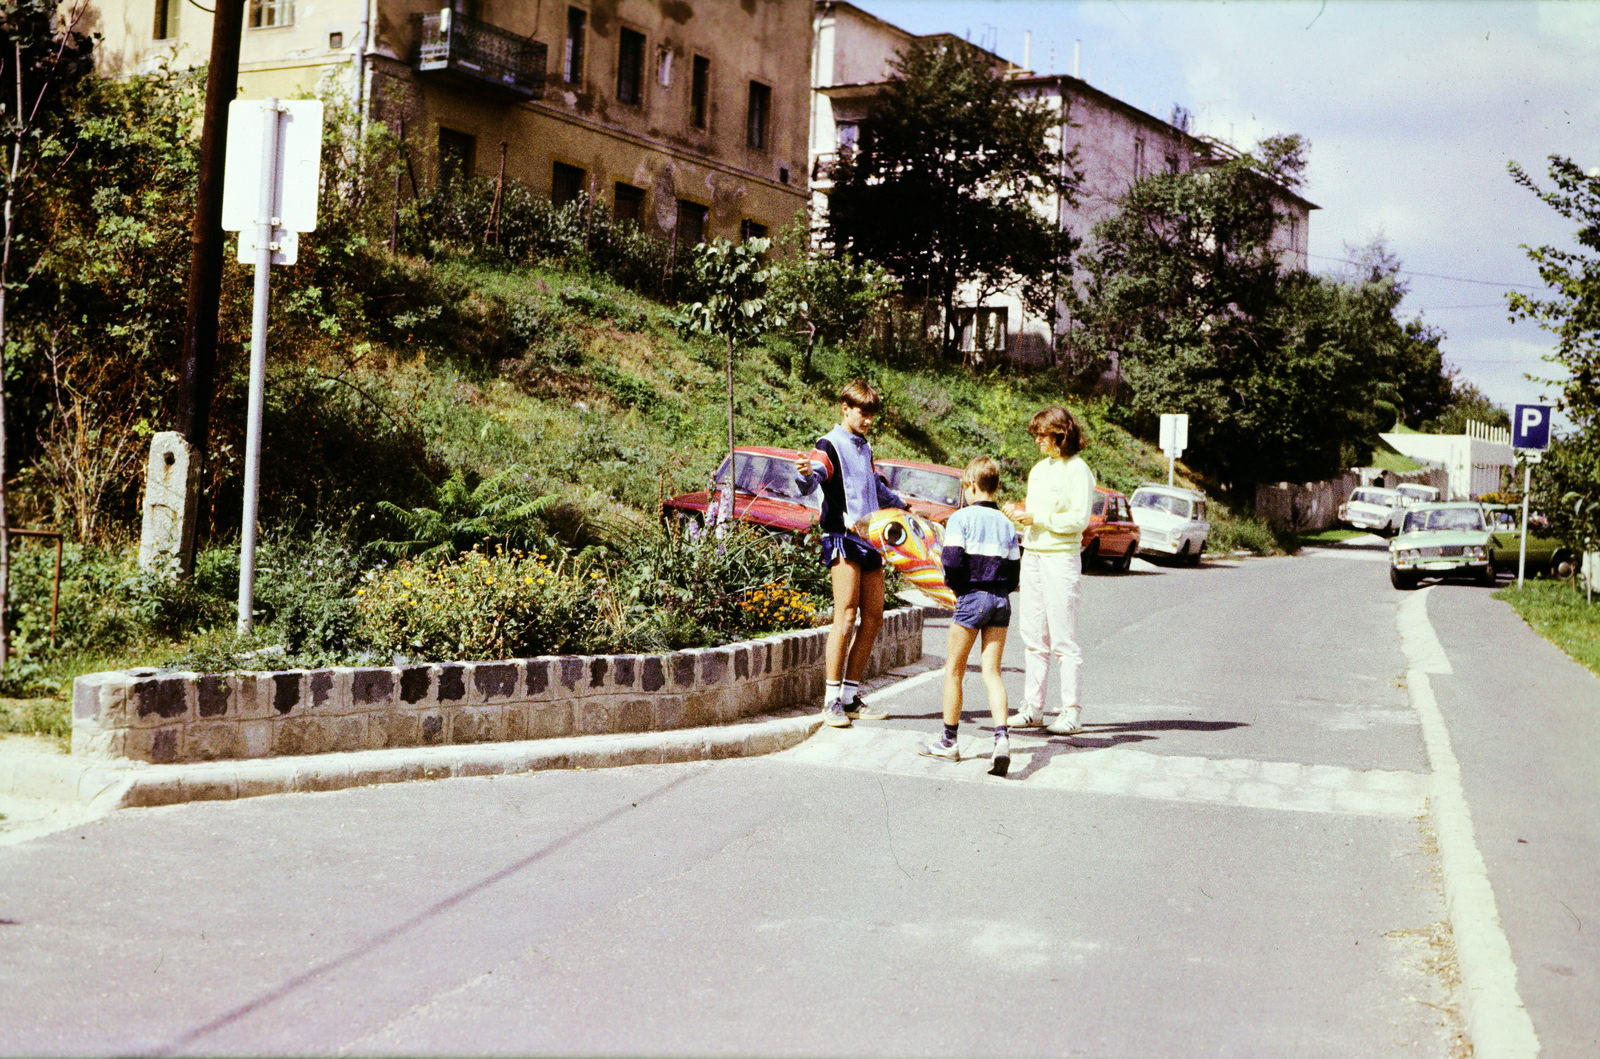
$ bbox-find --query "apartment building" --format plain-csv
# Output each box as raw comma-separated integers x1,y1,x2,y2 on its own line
809,0,1316,362
90,0,812,245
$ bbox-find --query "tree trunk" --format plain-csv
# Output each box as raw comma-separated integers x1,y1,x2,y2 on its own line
0,41,20,675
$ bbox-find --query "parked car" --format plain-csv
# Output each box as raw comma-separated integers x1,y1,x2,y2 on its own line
1481,504,1579,579
875,458,965,525
1082,487,1141,573
1396,483,1440,506
1389,502,1494,590
1129,484,1210,565
662,447,820,533
1338,487,1406,535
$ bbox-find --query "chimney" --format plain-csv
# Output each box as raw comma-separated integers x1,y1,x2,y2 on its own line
1023,31,1031,72
1073,39,1081,78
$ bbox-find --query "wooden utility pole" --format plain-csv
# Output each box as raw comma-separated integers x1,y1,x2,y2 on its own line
174,0,246,568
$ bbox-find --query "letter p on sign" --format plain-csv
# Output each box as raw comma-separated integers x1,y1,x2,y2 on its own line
1513,404,1551,450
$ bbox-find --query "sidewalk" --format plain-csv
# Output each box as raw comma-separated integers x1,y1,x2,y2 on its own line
1424,585,1600,1058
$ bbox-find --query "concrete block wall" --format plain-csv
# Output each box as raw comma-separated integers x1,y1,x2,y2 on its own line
70,607,925,765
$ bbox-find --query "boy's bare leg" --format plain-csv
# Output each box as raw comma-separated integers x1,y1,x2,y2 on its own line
942,622,980,725
824,557,863,684
843,566,885,682
979,626,1009,728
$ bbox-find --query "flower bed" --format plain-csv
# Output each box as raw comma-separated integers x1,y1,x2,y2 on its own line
69,607,926,764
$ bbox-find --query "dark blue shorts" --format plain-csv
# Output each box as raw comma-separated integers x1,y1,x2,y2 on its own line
952,590,1011,629
821,533,884,573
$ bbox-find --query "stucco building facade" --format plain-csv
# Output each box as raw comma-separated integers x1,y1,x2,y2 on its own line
89,0,812,246
809,0,1315,363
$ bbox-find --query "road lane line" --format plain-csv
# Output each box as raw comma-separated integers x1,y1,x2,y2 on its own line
1398,589,1540,1058
779,727,1428,817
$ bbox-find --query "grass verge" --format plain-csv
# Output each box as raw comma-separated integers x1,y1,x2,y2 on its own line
1493,580,1600,677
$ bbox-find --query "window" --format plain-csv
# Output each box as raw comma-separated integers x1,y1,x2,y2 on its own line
438,128,476,185
248,0,294,28
617,28,645,105
614,183,646,224
657,47,673,88
328,31,343,49
675,200,708,244
153,0,179,39
739,219,768,243
959,307,1008,353
836,121,858,153
1133,137,1145,180
1165,153,1179,174
551,162,586,206
747,81,771,149
563,7,586,84
690,55,710,129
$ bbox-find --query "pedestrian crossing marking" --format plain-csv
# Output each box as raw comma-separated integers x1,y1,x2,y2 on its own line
779,727,1428,818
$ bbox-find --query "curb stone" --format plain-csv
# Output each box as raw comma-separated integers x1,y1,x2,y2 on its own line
1,661,941,814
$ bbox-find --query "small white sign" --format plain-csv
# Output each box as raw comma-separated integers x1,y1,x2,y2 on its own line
220,99,324,235
1160,413,1189,457
236,227,298,266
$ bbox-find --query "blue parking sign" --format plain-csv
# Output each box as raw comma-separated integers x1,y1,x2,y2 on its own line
1512,404,1551,449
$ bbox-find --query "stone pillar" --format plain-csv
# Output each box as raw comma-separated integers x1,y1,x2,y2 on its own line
138,432,202,578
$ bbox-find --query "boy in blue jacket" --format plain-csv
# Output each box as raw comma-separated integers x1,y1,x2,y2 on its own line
919,456,1022,775
794,379,908,727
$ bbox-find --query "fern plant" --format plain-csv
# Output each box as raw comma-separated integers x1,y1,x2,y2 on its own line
375,467,564,563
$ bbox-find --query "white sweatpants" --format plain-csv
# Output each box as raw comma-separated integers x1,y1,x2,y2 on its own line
1019,549,1083,714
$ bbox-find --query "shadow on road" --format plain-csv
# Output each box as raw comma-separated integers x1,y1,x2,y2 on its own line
985,719,1251,782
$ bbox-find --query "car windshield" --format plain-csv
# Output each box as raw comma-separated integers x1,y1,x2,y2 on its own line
882,465,962,508
1092,493,1107,516
1351,489,1396,507
1132,491,1190,519
1403,507,1485,534
715,454,821,509
1398,486,1437,501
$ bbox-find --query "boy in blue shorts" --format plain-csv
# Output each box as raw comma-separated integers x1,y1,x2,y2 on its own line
918,456,1022,776
794,379,909,727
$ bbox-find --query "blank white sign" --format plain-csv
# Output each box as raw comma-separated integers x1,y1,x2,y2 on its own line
220,99,323,234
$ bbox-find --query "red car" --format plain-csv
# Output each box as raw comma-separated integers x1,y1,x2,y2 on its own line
1082,486,1141,573
875,458,966,525
662,447,821,533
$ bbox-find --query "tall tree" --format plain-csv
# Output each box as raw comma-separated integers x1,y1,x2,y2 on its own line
1508,156,1600,551
768,220,898,380
1073,147,1449,490
823,38,1078,360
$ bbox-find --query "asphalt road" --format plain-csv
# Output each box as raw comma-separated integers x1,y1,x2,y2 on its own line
7,543,1592,1057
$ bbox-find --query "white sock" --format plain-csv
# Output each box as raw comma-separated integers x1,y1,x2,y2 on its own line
825,681,841,706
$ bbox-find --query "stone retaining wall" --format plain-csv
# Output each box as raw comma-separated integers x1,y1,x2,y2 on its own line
70,607,925,765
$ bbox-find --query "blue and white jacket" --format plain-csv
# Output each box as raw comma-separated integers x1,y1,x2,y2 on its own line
795,423,906,537
940,501,1021,598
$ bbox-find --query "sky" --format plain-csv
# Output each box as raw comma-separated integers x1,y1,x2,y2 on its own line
851,0,1598,431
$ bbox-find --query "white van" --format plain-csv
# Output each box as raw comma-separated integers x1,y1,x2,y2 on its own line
1129,485,1210,564
1339,487,1405,535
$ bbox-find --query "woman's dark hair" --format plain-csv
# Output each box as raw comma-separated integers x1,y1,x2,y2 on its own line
1028,405,1083,458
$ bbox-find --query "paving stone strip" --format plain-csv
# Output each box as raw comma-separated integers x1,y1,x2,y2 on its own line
781,726,1431,818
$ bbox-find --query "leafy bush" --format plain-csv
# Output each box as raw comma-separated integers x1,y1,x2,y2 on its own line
1207,510,1293,556
355,546,595,661
376,467,566,563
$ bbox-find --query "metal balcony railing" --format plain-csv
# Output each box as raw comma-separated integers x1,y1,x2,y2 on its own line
413,9,547,100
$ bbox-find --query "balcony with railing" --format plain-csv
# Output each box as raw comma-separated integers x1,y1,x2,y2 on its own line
412,9,547,101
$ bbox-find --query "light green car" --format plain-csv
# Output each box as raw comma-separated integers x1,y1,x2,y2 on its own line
1481,504,1580,579
1389,502,1495,590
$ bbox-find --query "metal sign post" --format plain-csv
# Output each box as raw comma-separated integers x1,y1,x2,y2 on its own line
220,98,323,633
1511,404,1552,589
1159,413,1188,486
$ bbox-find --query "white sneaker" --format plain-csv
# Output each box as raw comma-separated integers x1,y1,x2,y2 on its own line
918,739,959,762
845,701,889,720
1047,707,1083,735
822,700,852,727
1007,707,1045,729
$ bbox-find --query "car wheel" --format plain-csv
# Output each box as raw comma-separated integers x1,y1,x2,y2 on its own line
1175,541,1191,565
1188,539,1205,566
1112,548,1134,574
1390,566,1419,590
1480,560,1498,587
1082,539,1101,570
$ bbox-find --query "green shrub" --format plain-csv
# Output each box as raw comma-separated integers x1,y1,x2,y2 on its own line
1207,510,1293,556
0,697,70,740
355,546,595,661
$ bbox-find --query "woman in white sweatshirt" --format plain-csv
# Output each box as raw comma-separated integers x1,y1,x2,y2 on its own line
1004,405,1096,735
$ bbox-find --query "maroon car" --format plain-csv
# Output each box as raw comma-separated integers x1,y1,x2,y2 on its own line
1082,486,1141,573
662,447,821,533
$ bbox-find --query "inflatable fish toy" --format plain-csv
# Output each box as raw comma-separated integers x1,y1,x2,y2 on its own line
862,509,957,609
